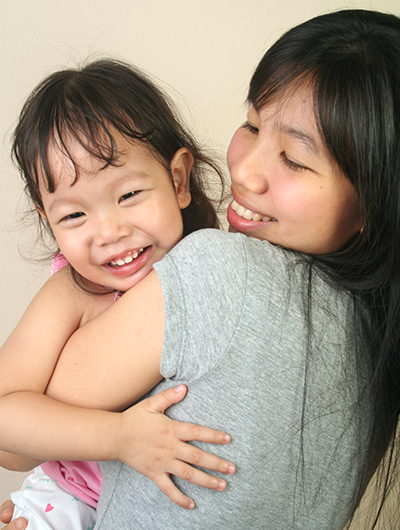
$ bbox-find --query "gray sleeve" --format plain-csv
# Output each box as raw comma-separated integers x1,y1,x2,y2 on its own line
153,229,250,381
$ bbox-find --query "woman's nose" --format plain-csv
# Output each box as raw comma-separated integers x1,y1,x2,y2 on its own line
230,142,269,195
93,212,132,247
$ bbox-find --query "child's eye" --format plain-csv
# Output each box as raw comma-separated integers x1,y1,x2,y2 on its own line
119,191,139,203
61,212,85,222
242,122,259,135
281,152,308,172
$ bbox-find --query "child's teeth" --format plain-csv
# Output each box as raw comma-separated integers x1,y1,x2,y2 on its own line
109,248,145,267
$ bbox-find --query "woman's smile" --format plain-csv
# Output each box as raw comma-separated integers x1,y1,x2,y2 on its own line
226,89,363,254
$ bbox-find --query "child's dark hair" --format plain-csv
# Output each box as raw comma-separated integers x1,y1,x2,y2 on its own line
249,9,400,528
12,58,224,287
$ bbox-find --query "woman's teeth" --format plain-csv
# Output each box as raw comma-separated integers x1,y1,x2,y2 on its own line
108,248,144,267
231,200,274,222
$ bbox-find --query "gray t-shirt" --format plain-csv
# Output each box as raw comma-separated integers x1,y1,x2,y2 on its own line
96,229,371,530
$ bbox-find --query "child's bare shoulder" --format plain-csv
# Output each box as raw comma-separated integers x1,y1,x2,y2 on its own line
48,267,116,327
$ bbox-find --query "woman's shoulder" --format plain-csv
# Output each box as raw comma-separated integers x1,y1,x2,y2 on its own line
165,229,305,289
172,228,283,261
176,228,246,250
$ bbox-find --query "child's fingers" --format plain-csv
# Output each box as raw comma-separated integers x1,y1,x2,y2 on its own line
144,385,233,448
176,421,232,445
176,442,235,475
155,474,195,510
161,459,230,493
145,385,188,414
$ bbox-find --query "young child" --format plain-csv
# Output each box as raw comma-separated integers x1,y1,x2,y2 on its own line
0,59,233,529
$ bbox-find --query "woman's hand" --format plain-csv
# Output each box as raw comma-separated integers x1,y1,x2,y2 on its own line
118,385,235,509
0,501,27,530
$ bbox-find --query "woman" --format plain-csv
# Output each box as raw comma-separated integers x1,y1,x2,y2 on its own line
3,8,400,529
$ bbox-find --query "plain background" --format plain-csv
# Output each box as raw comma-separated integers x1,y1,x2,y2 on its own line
1,1,399,527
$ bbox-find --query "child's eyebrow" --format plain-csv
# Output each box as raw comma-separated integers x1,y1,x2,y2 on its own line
47,197,75,213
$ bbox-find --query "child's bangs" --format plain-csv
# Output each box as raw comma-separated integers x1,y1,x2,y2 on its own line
38,103,149,193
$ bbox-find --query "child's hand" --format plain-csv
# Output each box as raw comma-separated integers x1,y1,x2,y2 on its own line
118,385,235,510
0,501,27,530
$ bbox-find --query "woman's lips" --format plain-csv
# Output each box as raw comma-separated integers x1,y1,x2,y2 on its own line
231,199,276,222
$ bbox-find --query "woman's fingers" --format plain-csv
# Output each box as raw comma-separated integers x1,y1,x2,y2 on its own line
2,519,28,530
0,501,27,529
0,501,14,523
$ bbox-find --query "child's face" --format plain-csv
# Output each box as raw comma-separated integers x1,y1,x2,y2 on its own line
39,134,191,292
226,86,363,255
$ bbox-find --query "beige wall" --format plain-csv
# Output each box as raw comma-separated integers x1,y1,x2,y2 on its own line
1,0,399,525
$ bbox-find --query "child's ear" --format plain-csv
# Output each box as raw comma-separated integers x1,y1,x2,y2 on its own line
35,205,47,220
170,148,193,209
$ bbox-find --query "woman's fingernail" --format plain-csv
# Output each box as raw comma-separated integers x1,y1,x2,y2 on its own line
174,385,185,393
188,501,195,510
224,434,231,443
15,519,25,530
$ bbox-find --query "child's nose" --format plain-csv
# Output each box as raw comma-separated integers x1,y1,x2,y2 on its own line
93,213,131,247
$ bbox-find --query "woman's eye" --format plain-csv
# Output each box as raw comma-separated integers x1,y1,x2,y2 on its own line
119,191,139,203
242,122,259,135
281,152,308,172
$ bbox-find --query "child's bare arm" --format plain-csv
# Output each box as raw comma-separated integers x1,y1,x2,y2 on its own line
0,450,43,472
0,270,234,509
0,269,118,462
47,269,166,410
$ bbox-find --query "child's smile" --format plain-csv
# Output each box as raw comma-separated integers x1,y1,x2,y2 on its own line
103,246,150,277
38,133,191,292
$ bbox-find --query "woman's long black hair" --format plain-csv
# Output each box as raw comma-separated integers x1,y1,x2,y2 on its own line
249,9,400,528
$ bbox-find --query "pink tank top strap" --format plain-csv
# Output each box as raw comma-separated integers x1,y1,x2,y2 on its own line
51,251,69,275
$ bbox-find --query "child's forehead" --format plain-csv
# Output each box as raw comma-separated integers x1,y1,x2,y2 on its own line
45,139,103,184
40,131,164,194
45,131,135,179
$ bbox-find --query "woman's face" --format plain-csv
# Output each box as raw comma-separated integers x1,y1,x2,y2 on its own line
227,87,363,254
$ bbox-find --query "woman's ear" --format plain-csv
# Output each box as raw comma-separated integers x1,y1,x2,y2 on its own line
170,147,193,209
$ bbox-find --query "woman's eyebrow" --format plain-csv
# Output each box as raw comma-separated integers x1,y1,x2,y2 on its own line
278,124,320,157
